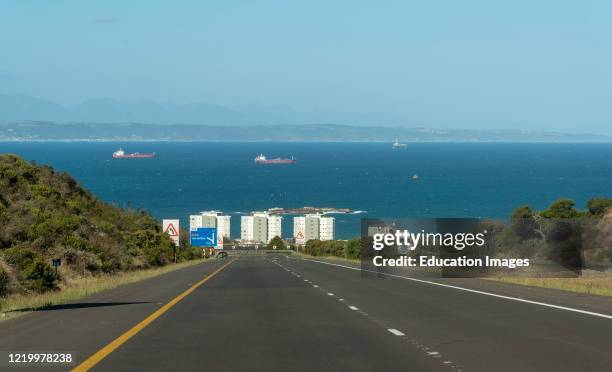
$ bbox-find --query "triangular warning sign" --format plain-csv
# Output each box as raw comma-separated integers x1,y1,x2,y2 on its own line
164,223,179,236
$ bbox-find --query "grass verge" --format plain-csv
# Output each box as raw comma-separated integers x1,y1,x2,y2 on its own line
293,252,360,265
294,252,612,297
298,253,612,298
486,274,612,297
0,259,210,321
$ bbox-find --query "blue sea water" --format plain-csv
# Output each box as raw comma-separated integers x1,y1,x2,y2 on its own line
1,142,611,239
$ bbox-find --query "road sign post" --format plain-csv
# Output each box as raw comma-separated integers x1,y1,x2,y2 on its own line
52,258,61,267
295,231,305,245
52,258,61,275
163,219,180,246
163,219,180,263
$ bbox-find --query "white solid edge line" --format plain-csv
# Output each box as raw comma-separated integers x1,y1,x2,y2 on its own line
304,259,612,320
388,328,405,336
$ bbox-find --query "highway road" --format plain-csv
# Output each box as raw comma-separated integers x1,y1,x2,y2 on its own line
1,255,612,371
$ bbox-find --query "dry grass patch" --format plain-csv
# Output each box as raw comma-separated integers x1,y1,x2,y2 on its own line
487,273,612,297
294,252,359,264
298,254,612,297
0,259,210,321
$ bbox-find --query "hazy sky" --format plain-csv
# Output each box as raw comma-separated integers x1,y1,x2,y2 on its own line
1,0,611,133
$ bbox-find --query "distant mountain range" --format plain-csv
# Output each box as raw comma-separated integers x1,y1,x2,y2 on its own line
0,94,610,142
0,94,251,125
1,122,609,142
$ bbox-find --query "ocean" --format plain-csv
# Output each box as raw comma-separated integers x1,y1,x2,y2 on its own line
2,142,611,239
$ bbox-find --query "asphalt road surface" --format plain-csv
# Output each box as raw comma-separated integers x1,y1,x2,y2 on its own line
1,255,612,372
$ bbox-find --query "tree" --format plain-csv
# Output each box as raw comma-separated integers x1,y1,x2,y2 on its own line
587,198,612,217
540,199,581,219
511,205,539,240
536,199,585,273
267,236,285,250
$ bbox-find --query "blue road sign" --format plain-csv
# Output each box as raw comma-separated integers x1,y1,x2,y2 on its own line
190,228,217,247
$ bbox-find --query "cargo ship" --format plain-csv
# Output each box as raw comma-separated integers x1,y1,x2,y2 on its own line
254,154,296,164
112,148,156,159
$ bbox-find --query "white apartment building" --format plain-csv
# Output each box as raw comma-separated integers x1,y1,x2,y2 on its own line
293,214,335,244
240,215,254,241
240,212,283,243
189,211,231,248
319,216,334,241
189,214,204,232
267,215,282,243
216,215,231,243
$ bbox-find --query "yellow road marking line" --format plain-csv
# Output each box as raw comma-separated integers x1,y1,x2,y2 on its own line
73,259,235,371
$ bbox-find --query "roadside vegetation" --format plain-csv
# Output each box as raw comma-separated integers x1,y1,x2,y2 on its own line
487,275,612,297
488,197,612,296
0,258,207,320
295,238,362,260
0,154,200,313
295,198,612,297
295,197,611,264
496,198,612,266
267,236,286,250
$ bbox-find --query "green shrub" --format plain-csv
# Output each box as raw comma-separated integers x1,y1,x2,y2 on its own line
302,239,361,259
21,259,57,292
511,205,539,241
587,198,612,216
540,199,582,219
0,268,10,297
345,238,361,259
63,235,94,252
101,258,120,273
0,154,201,292
179,247,200,261
145,244,172,266
3,246,38,271
2,247,57,292
62,248,102,274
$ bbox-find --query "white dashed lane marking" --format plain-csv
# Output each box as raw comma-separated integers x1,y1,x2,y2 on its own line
387,329,405,336
304,258,612,320
276,258,459,370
